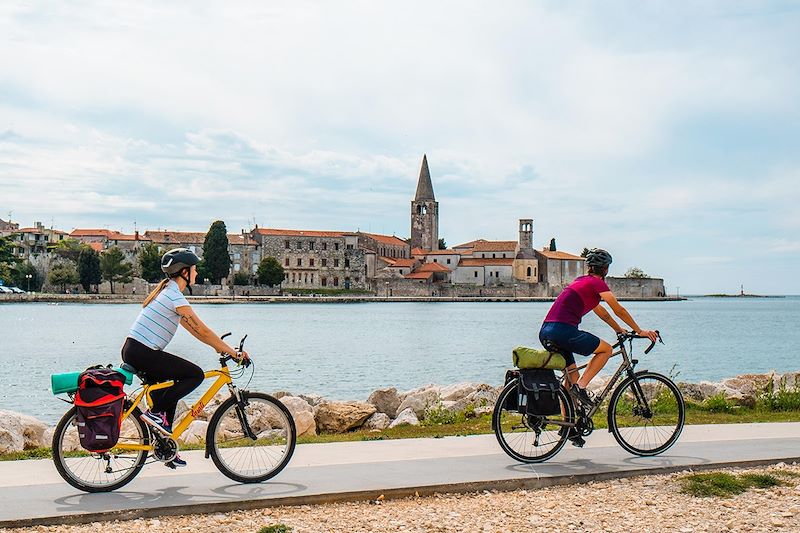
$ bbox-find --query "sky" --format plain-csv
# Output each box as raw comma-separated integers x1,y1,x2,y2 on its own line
1,1,799,294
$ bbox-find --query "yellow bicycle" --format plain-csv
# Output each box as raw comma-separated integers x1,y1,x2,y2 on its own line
51,334,296,492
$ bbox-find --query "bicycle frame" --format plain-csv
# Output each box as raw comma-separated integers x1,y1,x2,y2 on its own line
115,366,233,452
561,336,644,421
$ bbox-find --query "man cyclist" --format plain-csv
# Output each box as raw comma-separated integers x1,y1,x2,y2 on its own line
121,248,248,467
539,248,657,444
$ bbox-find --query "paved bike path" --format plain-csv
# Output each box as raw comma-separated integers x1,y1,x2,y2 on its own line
1,423,799,528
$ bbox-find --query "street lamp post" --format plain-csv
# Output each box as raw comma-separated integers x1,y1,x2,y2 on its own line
25,273,32,293
513,283,517,299
385,281,389,299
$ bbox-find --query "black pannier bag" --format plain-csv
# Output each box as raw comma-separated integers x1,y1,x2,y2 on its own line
74,366,126,453
517,368,561,416
503,369,520,411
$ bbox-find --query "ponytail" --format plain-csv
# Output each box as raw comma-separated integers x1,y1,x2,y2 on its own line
142,278,170,307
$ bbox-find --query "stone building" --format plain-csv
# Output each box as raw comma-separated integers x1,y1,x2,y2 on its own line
8,222,67,259
535,247,586,292
228,232,260,277
606,276,666,298
143,231,206,257
0,218,19,234
251,228,370,289
410,154,438,252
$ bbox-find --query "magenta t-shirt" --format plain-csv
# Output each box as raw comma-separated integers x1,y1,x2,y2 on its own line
544,275,611,327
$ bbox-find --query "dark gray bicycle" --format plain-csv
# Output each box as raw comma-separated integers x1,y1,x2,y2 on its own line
493,331,685,463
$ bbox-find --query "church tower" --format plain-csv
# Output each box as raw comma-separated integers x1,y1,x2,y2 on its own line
519,218,533,251
410,154,439,251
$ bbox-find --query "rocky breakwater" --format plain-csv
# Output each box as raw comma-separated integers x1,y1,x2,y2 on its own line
2,371,799,454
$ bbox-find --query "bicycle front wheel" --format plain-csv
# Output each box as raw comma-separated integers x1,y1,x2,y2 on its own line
608,371,685,456
493,379,574,463
207,392,296,483
52,405,149,493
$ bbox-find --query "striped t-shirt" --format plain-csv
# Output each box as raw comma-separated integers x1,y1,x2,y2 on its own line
128,281,190,350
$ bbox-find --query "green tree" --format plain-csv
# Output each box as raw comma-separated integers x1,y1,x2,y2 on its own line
48,261,79,293
195,259,210,285
11,261,41,291
624,267,650,279
53,238,85,262
549,238,557,251
78,247,102,292
100,247,133,294
139,243,163,283
0,235,20,284
233,271,250,285
257,257,285,287
203,221,230,284
438,238,447,250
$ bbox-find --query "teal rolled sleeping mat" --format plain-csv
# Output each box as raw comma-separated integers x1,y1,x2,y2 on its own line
51,366,135,395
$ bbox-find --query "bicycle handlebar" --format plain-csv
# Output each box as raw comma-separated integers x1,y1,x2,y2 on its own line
616,330,663,354
218,332,251,368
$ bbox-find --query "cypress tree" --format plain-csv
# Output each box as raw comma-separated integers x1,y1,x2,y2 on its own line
203,221,230,284
78,247,101,292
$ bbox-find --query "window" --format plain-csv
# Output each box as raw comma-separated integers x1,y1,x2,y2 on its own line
284,258,289,266
310,258,315,267
321,277,327,286
482,253,486,258
492,253,496,258
285,240,290,249
309,241,315,250
474,271,478,278
346,244,353,250
304,273,308,283
297,258,302,266
527,266,532,277
334,259,339,267
447,258,451,264
433,259,438,263
310,274,314,283
400,269,404,274
297,241,302,249
333,277,339,287
495,271,500,278
334,243,339,251
322,242,327,251
291,273,296,282
322,258,327,267
502,254,506,258
344,259,350,267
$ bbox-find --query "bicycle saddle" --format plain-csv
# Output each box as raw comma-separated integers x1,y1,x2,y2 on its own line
120,362,153,384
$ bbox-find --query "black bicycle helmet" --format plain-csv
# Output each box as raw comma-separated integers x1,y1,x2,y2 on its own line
161,248,200,276
585,248,613,268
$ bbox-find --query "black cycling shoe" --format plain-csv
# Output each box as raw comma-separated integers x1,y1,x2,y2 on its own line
558,427,586,448
569,385,596,407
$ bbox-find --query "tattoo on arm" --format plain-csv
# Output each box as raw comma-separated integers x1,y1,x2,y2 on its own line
181,314,204,336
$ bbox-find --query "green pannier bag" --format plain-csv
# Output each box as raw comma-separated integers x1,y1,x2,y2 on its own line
51,366,135,395
512,346,567,370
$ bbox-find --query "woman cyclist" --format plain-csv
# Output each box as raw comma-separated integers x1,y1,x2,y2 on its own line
539,248,657,433
121,248,248,466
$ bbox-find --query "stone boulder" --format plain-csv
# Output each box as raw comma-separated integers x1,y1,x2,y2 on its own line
438,383,481,402
44,425,82,452
388,408,420,428
446,384,499,414
367,387,403,418
396,387,440,418
314,401,376,433
298,394,325,407
0,410,48,452
679,381,723,402
279,396,317,437
363,412,391,431
720,373,775,404
272,391,293,400
178,420,208,445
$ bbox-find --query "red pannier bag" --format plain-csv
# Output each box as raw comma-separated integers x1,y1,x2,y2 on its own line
74,367,126,453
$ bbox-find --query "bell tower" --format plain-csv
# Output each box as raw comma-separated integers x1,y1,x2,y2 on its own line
410,154,439,251
519,219,533,251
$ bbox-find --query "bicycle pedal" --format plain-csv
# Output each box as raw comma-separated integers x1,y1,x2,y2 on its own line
569,436,586,448
164,461,177,470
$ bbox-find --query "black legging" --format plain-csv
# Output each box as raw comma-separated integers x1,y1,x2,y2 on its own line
121,337,204,424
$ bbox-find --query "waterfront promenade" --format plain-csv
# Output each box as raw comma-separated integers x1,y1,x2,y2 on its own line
1,422,798,528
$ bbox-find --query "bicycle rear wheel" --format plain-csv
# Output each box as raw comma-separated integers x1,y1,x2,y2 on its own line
608,371,685,456
492,379,574,463
52,405,149,492
207,391,296,483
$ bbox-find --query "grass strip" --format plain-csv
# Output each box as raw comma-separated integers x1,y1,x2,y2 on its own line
680,471,787,498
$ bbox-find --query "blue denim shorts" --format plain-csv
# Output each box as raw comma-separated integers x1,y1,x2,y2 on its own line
539,322,602,367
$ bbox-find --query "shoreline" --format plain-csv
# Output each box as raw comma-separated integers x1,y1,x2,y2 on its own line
0,294,687,304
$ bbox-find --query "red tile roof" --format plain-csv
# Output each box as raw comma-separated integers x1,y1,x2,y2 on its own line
88,243,104,252
109,233,148,241
471,240,518,252
70,229,115,238
426,249,460,255
254,228,345,238
404,271,434,280
228,234,257,245
458,258,515,267
385,258,417,268
360,232,408,247
411,247,427,257
537,250,584,261
417,262,450,272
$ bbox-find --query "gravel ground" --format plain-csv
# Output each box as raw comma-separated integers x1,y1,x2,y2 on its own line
4,464,800,533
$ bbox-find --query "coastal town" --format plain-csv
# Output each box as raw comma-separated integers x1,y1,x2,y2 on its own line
0,156,666,299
